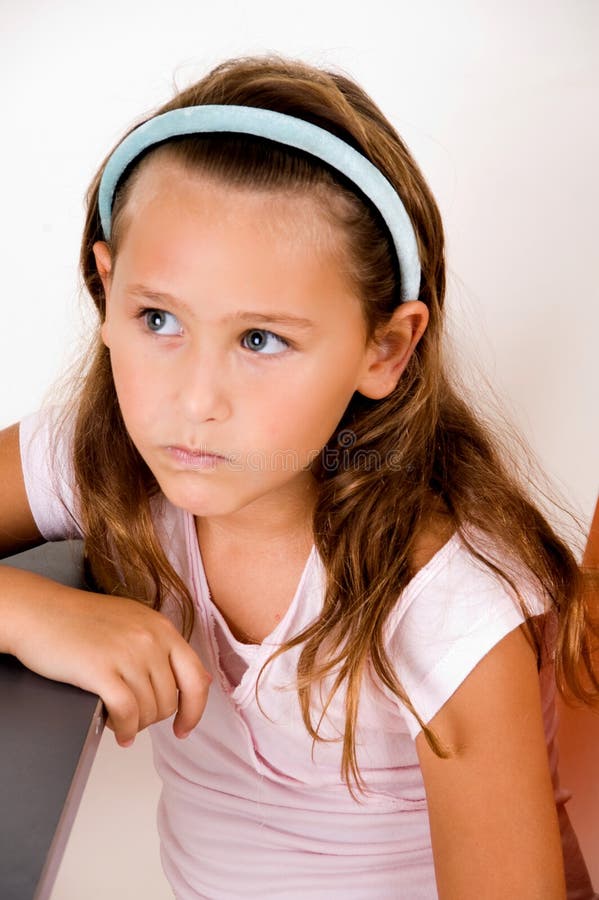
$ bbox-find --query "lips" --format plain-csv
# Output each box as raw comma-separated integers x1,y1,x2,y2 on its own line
167,444,226,459
165,445,228,467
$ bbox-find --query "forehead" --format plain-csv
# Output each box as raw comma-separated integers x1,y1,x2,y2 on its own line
111,154,365,324
116,153,347,262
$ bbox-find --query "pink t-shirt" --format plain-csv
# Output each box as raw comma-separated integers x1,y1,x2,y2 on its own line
18,407,596,899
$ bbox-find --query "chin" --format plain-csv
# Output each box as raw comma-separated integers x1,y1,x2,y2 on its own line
156,478,240,519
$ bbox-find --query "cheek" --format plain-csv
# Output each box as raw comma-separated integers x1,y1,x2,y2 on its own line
269,372,356,450
108,345,157,424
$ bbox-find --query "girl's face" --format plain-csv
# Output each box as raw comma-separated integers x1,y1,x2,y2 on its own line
94,158,423,528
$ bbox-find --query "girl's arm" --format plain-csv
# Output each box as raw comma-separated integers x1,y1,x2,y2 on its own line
0,421,211,746
416,623,566,900
0,423,44,557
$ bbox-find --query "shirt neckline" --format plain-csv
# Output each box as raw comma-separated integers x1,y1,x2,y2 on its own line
185,511,317,703
184,508,465,704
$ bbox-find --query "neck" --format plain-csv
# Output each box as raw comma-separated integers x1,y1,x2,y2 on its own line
195,471,319,549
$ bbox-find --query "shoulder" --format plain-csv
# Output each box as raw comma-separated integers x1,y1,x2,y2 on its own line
403,504,550,627
408,502,457,575
386,514,551,741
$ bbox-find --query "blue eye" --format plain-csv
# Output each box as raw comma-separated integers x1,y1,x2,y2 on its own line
143,309,182,335
242,329,290,355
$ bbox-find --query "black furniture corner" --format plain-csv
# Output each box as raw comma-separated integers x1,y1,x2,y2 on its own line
0,541,106,900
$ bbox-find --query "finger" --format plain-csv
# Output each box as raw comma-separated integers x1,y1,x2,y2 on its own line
117,668,159,733
169,645,212,738
102,676,141,746
148,663,180,723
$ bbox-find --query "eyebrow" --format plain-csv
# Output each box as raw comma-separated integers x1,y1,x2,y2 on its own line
125,284,316,329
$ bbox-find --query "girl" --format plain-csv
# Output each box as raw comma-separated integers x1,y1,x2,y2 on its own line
0,53,597,899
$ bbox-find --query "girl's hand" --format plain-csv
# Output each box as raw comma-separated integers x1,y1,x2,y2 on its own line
0,423,211,747
6,569,211,747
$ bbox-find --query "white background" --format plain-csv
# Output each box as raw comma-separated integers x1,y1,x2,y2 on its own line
1,1,597,897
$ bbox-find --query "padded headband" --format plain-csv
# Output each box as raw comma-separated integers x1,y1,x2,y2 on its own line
97,104,421,302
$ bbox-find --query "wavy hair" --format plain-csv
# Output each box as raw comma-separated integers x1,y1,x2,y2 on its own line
64,53,598,796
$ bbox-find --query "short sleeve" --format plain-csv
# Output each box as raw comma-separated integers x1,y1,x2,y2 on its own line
385,528,551,740
18,405,83,541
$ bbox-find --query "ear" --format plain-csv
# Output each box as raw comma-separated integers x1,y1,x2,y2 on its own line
356,301,429,400
92,241,113,347
93,240,112,292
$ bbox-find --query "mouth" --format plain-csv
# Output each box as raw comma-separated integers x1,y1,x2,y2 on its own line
165,445,228,466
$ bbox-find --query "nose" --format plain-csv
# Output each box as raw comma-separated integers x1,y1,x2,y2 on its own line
175,343,231,423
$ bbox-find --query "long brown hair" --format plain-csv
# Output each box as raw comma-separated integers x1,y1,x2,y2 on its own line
66,52,598,796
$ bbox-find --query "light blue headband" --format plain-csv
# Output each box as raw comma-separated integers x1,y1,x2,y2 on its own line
98,104,421,302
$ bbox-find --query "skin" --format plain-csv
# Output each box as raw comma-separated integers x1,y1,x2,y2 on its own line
93,158,428,550
0,155,568,896
0,425,211,747
93,157,430,647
